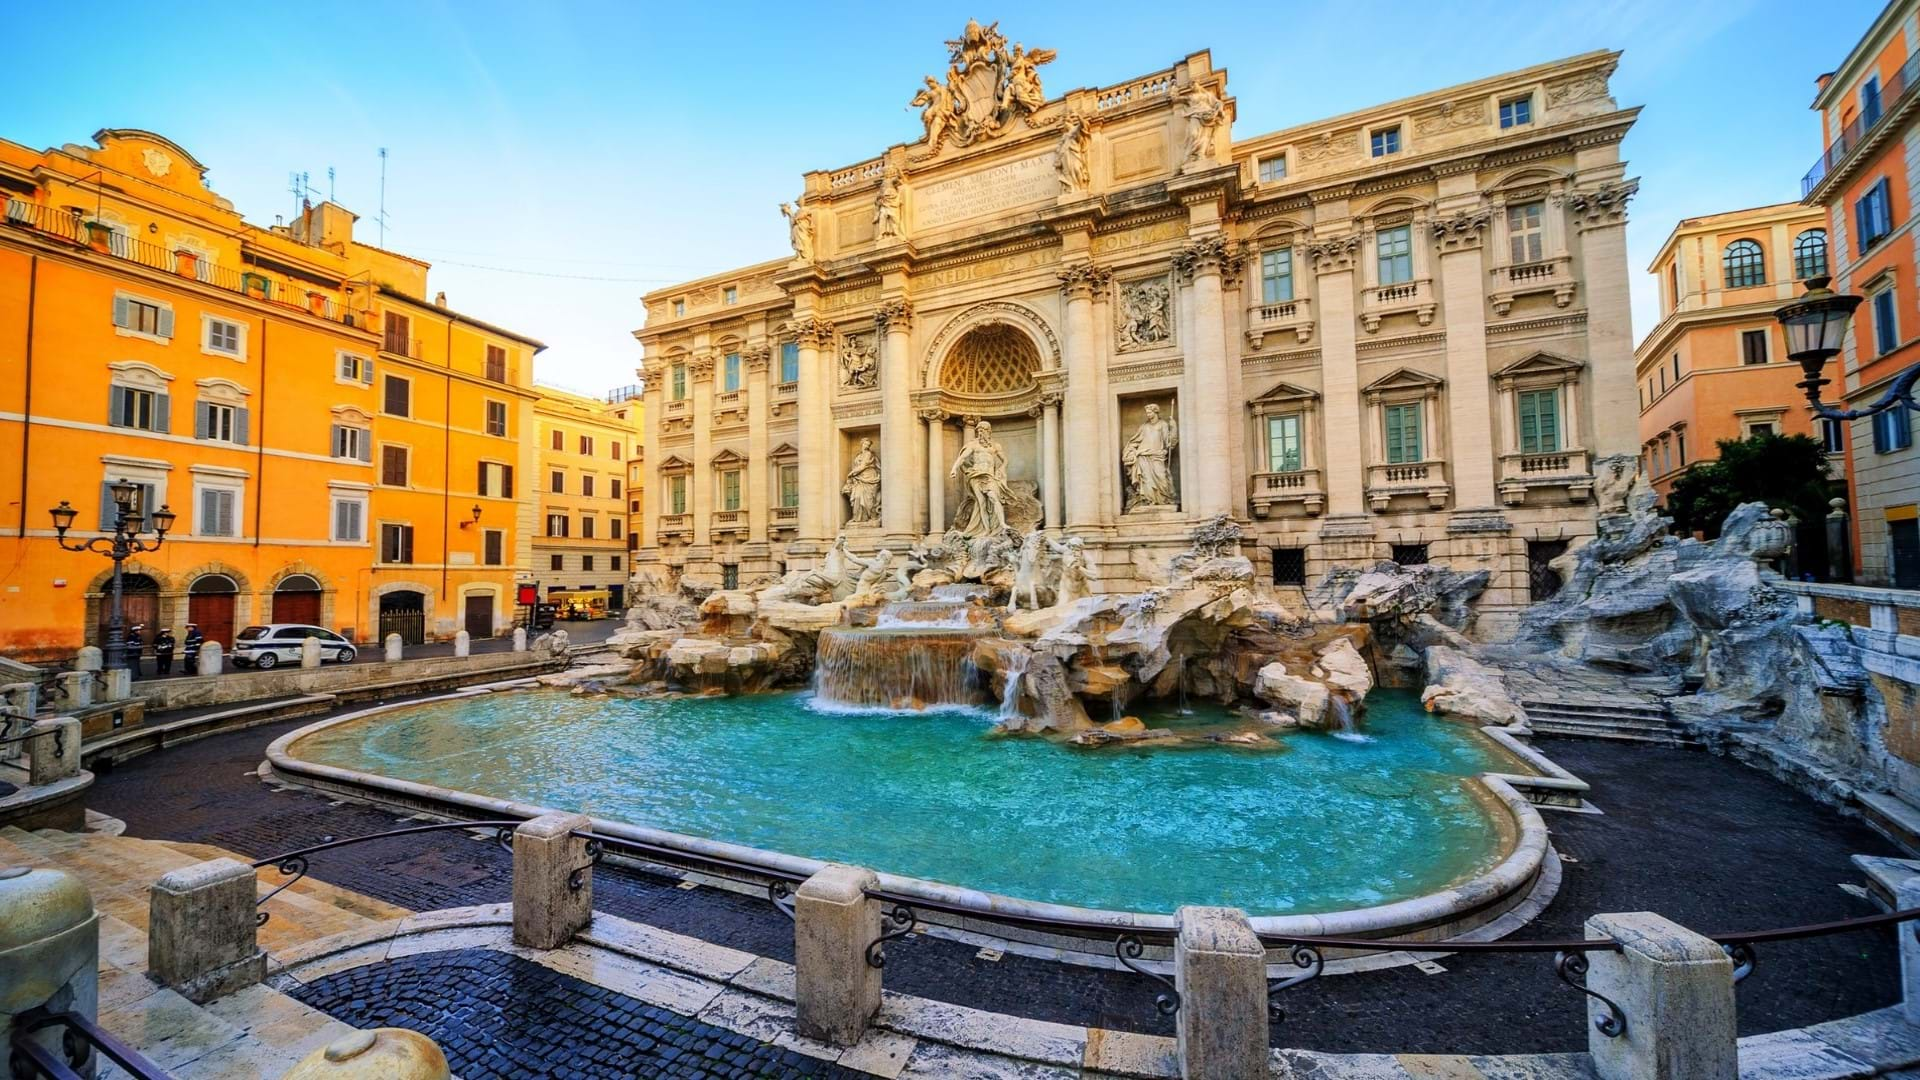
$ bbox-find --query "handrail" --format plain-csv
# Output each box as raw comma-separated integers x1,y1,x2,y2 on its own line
11,1008,173,1079
248,819,522,924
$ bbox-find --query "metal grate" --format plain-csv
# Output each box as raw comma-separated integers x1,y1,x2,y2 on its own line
1390,543,1429,567
1527,540,1569,601
1271,547,1306,586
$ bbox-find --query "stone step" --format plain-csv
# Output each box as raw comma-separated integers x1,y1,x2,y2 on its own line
1520,698,1671,722
1524,709,1675,732
1529,716,1697,746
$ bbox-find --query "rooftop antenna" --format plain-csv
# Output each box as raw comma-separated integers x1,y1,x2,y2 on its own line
376,148,389,247
327,166,335,203
287,170,317,228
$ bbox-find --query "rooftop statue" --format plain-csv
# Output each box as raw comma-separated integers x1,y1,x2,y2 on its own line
916,20,1055,149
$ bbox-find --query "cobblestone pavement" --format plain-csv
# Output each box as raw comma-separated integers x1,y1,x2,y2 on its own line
290,949,876,1079
86,714,1907,1055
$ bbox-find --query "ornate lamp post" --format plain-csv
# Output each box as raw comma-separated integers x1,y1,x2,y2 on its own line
1775,275,1911,419
49,479,175,672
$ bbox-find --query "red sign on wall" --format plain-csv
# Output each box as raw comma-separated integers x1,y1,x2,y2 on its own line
516,584,539,606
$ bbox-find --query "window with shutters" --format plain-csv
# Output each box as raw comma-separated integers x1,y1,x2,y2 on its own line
197,402,242,443
779,464,799,508
1384,403,1423,463
330,495,367,542
485,344,508,382
582,516,596,540
1875,287,1900,355
780,341,799,384
331,425,370,462
1856,177,1894,253
721,469,742,511
546,513,569,537
1741,329,1770,365
610,518,623,539
112,292,172,340
1507,201,1545,264
611,479,622,499
478,461,513,498
550,429,564,451
550,471,565,494
382,312,412,356
110,387,163,432
203,316,243,358
97,476,160,531
336,352,373,385
485,400,507,437
582,475,596,498
1822,418,1846,453
379,523,414,564
1516,388,1560,453
1376,226,1413,284
550,554,564,571
381,445,409,487
1260,249,1293,303
1873,404,1912,453
669,475,687,514
483,529,505,565
583,555,595,572
194,485,239,538
579,435,594,455
383,374,411,417
612,555,623,570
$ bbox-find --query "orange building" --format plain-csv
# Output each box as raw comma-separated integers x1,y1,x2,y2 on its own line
1635,202,1840,499
0,129,542,661
1803,0,1920,586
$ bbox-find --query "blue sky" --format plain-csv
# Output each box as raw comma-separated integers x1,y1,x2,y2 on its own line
3,1,1881,389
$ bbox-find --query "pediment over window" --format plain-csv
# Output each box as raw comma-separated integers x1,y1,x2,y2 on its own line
107,360,173,387
1362,367,1444,394
711,448,748,467
1494,351,1585,388
768,442,799,461
195,377,251,401
658,454,693,473
1250,380,1320,405
331,404,371,425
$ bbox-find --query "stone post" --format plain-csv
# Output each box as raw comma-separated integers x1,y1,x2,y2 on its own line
691,353,715,550
1174,906,1268,1080
384,633,403,662
26,719,81,786
54,671,93,710
1583,912,1736,1080
1899,877,1920,1024
794,864,881,1046
280,1028,452,1080
149,858,266,1002
512,627,527,652
200,640,223,675
0,865,99,1080
453,630,471,658
1,683,37,720
1059,264,1106,531
511,812,594,950
1827,498,1853,583
74,646,102,672
300,637,322,669
96,668,130,703
877,300,916,541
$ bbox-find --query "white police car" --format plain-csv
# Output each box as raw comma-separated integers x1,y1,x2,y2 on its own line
231,625,357,669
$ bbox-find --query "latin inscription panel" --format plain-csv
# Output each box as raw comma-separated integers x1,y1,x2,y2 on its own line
914,154,1056,231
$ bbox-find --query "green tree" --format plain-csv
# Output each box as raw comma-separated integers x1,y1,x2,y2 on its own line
1664,433,1837,541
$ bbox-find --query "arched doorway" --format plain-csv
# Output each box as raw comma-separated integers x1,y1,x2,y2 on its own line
273,574,323,627
379,590,427,645
99,573,161,646
187,574,239,647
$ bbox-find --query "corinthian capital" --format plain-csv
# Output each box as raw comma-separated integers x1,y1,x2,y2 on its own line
787,316,838,348
875,298,914,331
1057,262,1113,301
1304,234,1361,274
1430,209,1492,252
687,352,717,378
743,344,773,371
1560,178,1639,230
1173,235,1237,283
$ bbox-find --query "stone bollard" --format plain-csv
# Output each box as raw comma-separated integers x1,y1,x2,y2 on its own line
384,633,403,663
300,637,323,669
1900,878,1920,1025
1583,912,1736,1080
512,627,527,653
74,646,102,672
0,865,99,1080
96,667,131,703
1174,906,1269,1080
54,671,93,710
200,640,224,675
149,858,266,1002
280,1027,451,1080
454,630,471,658
1,683,37,720
794,864,882,1046
26,719,82,787
511,813,594,950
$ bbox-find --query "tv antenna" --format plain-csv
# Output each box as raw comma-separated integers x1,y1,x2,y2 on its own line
375,148,390,247
287,170,318,225
327,166,335,203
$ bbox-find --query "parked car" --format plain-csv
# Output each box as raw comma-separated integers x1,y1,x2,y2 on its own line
530,603,558,630
231,625,357,669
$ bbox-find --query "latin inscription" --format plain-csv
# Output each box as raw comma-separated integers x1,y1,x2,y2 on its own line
919,249,1051,289
914,154,1056,231
1092,218,1187,256
821,284,882,312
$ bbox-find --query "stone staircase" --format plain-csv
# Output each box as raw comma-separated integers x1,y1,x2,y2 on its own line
1520,697,1696,746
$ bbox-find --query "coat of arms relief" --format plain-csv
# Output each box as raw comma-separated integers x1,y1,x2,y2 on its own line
911,20,1056,151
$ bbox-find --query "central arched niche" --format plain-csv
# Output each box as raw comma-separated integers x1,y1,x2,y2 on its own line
939,324,1041,399
928,321,1047,533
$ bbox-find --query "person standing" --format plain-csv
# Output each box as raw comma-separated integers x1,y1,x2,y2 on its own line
126,624,146,679
152,627,176,678
182,624,204,676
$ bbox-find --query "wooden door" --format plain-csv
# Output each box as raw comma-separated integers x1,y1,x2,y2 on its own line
100,574,160,655
187,592,236,647
275,589,322,627
464,594,494,640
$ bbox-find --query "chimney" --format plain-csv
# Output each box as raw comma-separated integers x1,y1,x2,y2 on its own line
434,291,447,307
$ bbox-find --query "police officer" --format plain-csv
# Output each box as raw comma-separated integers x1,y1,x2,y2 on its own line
152,626,176,677
182,624,205,675
125,624,146,679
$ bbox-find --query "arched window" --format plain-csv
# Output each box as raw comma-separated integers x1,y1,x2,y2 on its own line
1723,239,1766,288
1793,229,1829,280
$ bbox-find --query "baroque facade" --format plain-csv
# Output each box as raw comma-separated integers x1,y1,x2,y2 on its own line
635,31,1641,628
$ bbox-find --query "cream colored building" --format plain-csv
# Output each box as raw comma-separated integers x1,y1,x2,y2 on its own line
533,385,642,607
635,30,1641,627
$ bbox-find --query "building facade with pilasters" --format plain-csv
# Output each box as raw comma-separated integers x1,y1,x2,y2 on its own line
634,35,1641,632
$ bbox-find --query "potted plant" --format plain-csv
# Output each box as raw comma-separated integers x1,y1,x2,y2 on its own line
173,249,198,278
83,220,114,252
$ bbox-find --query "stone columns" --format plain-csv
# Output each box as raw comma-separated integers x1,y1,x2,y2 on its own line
1583,912,1736,1080
26,719,81,786
1567,180,1640,458
512,812,594,950
1310,236,1365,516
1059,264,1109,531
794,864,881,1046
1174,905,1269,1080
690,353,716,549
1177,236,1235,517
923,409,947,535
745,345,772,543
1433,208,1497,509
640,361,665,559
877,300,916,540
1040,396,1062,529
149,857,266,1002
794,319,835,546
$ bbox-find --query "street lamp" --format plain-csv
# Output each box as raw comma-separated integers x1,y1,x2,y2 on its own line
50,480,174,673
1777,275,1915,419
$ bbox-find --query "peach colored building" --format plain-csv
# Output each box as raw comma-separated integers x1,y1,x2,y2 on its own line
1635,202,1840,500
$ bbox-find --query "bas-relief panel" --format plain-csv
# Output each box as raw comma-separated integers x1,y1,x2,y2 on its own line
913,153,1058,231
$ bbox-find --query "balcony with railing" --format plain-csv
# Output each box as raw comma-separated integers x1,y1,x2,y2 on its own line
1360,278,1435,332
657,513,691,541
1804,51,1920,196
711,509,749,538
1498,447,1593,506
1247,468,1325,517
1366,460,1450,511
606,384,643,404
5,198,363,326
1244,296,1315,349
1488,256,1576,316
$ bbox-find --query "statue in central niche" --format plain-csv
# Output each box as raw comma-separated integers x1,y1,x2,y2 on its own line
949,420,1013,537
844,438,882,525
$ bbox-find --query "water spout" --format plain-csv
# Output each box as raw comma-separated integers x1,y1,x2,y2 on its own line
814,627,984,711
997,648,1030,719
1328,694,1369,743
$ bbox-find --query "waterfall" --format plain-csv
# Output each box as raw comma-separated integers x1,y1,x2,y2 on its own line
813,627,984,711
997,648,1030,719
1327,694,1369,743
874,601,983,630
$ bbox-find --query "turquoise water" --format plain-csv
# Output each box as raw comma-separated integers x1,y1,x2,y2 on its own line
291,687,1519,915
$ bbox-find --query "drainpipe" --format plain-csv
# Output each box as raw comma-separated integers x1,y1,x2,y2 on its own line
18,257,36,534
442,316,452,608
253,320,268,545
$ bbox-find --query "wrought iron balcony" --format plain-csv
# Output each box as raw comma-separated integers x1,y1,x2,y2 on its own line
1489,256,1576,316
1498,448,1593,506
1245,296,1315,349
1803,52,1920,196
1248,468,1325,517
1365,460,1450,511
1360,278,1435,332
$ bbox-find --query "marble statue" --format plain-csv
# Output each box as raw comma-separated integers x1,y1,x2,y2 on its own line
1123,402,1179,510
844,438,882,525
874,167,904,243
1010,527,1048,611
1179,82,1226,168
949,420,1012,538
1003,43,1055,114
911,75,956,149
917,21,1054,149
1116,278,1171,351
840,333,877,389
781,201,813,262
1048,536,1089,607
1056,112,1090,195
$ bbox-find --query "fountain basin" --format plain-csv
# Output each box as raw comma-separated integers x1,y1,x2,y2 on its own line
266,687,1565,947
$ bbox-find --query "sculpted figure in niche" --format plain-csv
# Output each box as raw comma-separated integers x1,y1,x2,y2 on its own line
874,167,905,243
780,201,813,262
1178,82,1227,168
1056,112,1090,196
843,437,882,525
1116,279,1171,351
911,76,956,149
840,333,877,389
949,420,1013,538
1123,402,1180,510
